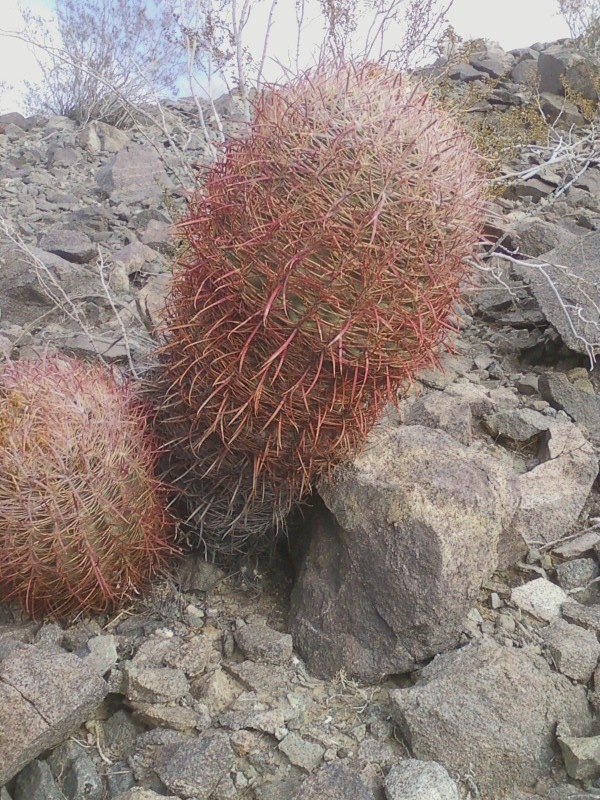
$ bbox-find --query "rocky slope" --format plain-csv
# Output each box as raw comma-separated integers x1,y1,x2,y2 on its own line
1,36,600,800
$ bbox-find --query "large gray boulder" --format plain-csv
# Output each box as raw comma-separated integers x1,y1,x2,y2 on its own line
515,231,600,360
289,425,519,682
95,145,171,202
389,639,593,798
537,44,600,101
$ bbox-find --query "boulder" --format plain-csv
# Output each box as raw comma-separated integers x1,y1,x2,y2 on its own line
514,231,600,359
289,424,519,681
389,639,593,798
508,218,576,258
234,623,293,666
510,420,598,546
538,372,600,445
38,229,97,263
539,92,586,126
0,112,29,129
95,145,172,202
448,64,484,82
0,244,102,327
537,44,600,101
510,58,539,85
0,644,108,785
541,619,600,683
79,120,130,153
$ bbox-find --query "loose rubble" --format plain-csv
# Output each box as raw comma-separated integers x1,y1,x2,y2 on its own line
1,35,600,800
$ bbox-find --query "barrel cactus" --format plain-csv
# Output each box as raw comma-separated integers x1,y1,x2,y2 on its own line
158,60,484,556
0,356,174,618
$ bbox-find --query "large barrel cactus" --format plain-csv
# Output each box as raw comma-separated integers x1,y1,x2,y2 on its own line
158,61,484,556
0,356,174,618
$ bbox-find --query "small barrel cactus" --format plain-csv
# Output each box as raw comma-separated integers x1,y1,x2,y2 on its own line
158,60,484,555
0,356,174,618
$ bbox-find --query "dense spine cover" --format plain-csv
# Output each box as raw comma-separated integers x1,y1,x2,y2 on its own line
158,61,484,556
0,356,174,618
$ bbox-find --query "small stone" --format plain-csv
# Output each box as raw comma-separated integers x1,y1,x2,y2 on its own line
105,760,135,798
124,664,189,704
131,630,178,667
516,375,539,396
131,702,202,731
542,619,600,683
186,605,205,627
154,731,235,800
402,391,473,445
558,730,600,781
278,732,325,772
539,372,600,446
292,762,375,800
553,531,600,559
47,740,102,800
384,758,460,800
202,667,243,715
483,408,549,442
113,790,179,800
85,634,118,676
164,633,220,678
234,623,293,666
226,660,289,695
511,578,569,621
562,602,600,635
177,555,225,593
47,146,80,168
13,760,64,800
38,229,97,264
61,753,103,800
102,711,143,759
555,558,600,602
34,623,64,648
496,611,517,634
218,690,287,734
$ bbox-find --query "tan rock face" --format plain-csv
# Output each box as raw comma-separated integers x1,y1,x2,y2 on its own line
290,423,520,682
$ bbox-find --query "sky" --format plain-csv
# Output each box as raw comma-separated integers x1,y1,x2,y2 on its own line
0,0,572,114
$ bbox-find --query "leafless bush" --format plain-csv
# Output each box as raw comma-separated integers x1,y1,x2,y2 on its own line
557,0,600,36
316,0,454,69
18,0,184,126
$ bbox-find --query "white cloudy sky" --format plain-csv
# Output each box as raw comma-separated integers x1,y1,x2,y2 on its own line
0,0,571,114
